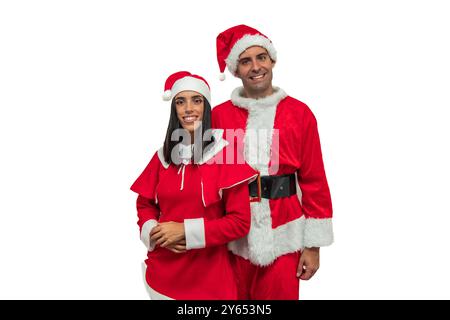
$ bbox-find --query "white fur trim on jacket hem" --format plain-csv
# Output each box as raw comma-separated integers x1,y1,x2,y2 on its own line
228,216,306,266
142,262,174,300
303,218,334,248
184,218,206,249
141,219,158,251
225,34,277,75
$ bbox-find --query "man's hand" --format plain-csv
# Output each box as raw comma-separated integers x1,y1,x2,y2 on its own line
297,247,320,280
150,221,186,249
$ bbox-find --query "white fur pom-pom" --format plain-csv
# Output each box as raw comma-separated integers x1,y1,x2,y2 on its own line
219,73,226,81
162,90,172,101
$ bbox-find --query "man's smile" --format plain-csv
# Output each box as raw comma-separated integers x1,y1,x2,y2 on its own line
249,73,267,81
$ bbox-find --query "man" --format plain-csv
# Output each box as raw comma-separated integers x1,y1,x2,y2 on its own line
212,24,333,300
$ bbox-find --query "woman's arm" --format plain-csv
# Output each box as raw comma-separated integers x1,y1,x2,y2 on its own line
136,195,160,251
131,151,162,251
152,181,252,250
184,181,251,249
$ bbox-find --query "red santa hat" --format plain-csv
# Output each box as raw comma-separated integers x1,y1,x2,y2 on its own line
162,71,211,104
216,24,277,80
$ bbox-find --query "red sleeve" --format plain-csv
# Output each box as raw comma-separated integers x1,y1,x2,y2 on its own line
204,179,251,247
203,163,257,247
297,108,334,247
135,195,159,233
297,110,333,220
130,152,161,231
130,151,160,200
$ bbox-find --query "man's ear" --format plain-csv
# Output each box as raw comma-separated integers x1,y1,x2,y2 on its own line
271,59,276,68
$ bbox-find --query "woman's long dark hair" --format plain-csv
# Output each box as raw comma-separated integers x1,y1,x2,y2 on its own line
162,97,214,165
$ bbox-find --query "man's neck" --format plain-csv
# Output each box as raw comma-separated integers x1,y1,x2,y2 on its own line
241,86,274,99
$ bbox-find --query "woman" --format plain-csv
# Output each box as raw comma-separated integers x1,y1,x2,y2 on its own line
130,71,257,300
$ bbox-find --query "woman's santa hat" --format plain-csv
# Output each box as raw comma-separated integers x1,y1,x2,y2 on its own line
216,24,277,80
162,71,211,104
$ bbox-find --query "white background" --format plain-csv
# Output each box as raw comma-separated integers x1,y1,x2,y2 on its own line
1,0,449,299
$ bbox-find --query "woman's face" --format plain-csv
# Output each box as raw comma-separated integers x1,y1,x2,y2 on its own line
174,90,205,133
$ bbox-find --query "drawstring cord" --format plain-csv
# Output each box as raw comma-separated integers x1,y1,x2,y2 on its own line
177,144,193,191
177,163,186,190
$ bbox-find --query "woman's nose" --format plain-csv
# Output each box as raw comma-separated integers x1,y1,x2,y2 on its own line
185,101,194,112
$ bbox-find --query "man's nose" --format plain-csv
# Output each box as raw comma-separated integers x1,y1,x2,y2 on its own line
251,59,262,72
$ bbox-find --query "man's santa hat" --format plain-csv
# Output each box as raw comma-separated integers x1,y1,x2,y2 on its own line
216,24,277,80
162,71,211,104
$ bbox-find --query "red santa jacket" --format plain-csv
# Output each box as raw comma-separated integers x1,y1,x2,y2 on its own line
212,87,333,266
130,129,258,299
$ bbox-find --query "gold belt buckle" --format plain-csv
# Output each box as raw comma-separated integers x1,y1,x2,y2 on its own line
249,174,262,203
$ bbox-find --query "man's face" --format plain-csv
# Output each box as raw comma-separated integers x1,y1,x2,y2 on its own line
235,46,275,96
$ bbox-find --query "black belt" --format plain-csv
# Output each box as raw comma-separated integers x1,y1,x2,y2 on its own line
249,173,297,200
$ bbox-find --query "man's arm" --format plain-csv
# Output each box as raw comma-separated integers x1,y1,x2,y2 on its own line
296,108,333,279
297,108,333,247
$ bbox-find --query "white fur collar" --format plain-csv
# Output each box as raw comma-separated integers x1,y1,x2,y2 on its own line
231,86,287,110
157,129,228,169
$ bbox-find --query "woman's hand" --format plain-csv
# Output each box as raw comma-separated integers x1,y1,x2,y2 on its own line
165,239,187,254
150,221,186,250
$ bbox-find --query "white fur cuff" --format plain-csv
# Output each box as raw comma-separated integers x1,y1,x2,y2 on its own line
184,218,206,249
141,219,158,251
303,218,334,248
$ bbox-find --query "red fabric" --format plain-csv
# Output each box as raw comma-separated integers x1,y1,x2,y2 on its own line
212,96,333,228
164,71,210,92
297,110,333,220
216,24,270,74
135,196,159,233
130,152,161,231
130,147,256,299
231,252,300,300
200,150,258,207
130,152,160,200
204,182,251,247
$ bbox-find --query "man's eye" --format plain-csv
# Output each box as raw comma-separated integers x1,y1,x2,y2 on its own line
260,55,267,60
241,60,249,65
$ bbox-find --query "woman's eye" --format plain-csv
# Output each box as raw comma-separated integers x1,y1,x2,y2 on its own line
194,99,203,104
